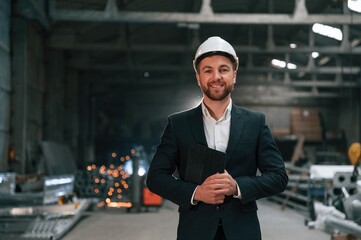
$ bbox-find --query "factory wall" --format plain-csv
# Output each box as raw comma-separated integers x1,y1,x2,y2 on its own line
0,0,10,171
8,21,83,173
44,50,83,167
10,19,45,174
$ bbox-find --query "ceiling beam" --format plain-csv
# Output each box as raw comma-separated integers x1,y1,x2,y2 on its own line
238,66,360,75
238,80,359,88
84,74,359,88
49,0,361,25
233,88,341,98
48,40,361,55
49,11,361,25
69,62,361,75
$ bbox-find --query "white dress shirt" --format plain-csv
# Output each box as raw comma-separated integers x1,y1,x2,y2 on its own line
191,100,241,204
202,100,231,153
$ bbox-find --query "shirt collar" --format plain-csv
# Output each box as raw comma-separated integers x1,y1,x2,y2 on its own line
201,99,232,122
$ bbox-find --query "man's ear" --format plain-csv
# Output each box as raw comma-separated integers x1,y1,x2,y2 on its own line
233,71,237,84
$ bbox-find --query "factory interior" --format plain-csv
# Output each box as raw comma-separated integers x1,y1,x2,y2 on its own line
0,0,361,239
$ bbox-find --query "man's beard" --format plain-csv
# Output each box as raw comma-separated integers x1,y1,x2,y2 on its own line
201,81,234,101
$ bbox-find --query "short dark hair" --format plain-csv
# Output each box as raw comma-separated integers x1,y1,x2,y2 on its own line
195,51,237,72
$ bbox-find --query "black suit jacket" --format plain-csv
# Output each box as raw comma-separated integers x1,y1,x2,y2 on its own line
146,104,288,240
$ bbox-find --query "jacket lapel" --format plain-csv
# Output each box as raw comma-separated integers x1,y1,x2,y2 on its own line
187,104,208,146
187,104,246,160
226,104,246,161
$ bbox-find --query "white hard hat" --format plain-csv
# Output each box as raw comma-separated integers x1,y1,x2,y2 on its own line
193,36,239,72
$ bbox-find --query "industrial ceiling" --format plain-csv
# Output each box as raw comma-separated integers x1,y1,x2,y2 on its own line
7,0,361,165
43,0,361,109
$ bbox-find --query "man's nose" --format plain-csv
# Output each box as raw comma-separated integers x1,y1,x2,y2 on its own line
213,70,221,79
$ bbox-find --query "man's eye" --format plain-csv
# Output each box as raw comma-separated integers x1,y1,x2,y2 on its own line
204,70,212,74
221,68,229,73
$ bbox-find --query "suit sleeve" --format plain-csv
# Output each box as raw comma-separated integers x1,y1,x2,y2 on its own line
146,116,197,208
236,114,288,204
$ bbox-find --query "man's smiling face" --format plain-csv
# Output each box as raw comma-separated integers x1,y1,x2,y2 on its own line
196,55,237,101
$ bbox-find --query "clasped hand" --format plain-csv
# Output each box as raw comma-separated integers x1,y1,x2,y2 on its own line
194,170,237,205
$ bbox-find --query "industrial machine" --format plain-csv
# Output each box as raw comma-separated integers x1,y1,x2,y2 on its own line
308,142,361,239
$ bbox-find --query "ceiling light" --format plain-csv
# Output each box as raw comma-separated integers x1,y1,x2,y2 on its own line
287,63,297,69
312,52,320,58
312,23,343,41
290,43,297,48
271,59,297,69
271,59,286,69
348,0,361,13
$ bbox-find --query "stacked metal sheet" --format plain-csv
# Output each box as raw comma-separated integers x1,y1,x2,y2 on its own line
0,199,91,240
0,172,91,239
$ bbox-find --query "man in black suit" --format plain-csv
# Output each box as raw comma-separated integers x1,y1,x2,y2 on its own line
146,36,288,240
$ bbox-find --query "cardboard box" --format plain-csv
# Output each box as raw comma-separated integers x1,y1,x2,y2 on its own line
290,108,323,142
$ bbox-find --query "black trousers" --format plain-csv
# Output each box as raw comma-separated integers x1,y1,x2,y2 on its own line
214,222,226,240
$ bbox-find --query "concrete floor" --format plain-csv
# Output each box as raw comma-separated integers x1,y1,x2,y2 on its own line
62,199,330,240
